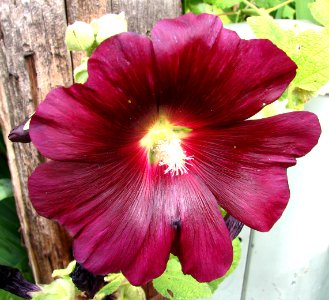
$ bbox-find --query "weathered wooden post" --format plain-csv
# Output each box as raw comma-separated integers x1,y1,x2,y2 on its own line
0,0,181,291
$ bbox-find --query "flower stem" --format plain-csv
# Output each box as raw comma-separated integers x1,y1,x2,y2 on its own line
183,0,188,13
267,0,295,13
241,0,269,16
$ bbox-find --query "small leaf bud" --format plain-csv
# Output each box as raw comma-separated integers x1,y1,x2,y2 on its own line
74,58,89,84
65,21,95,51
92,12,128,44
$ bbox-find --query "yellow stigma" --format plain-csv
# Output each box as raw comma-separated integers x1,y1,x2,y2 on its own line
141,119,193,176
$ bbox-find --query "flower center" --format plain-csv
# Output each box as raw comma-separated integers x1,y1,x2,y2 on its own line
141,119,193,176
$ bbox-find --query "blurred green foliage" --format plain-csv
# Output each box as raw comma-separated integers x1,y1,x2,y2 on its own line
0,132,32,299
183,0,318,23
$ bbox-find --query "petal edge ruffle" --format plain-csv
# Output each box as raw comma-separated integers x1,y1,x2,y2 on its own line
187,111,321,231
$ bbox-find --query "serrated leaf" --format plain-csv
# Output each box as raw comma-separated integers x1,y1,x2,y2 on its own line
207,238,241,292
0,179,13,201
293,30,329,92
248,16,329,108
93,273,124,300
309,0,329,26
153,256,212,300
247,16,293,47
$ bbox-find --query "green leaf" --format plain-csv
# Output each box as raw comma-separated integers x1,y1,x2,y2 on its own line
31,278,77,300
247,16,293,46
309,0,329,26
0,134,11,179
93,273,125,300
185,1,232,24
255,0,281,9
248,16,329,108
119,285,146,300
0,196,32,281
0,134,7,155
0,179,13,201
31,262,81,299
0,290,24,300
73,58,88,84
280,5,295,19
153,256,212,300
207,238,241,292
295,0,316,22
206,0,241,9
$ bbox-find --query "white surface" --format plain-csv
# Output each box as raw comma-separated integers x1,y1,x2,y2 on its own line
211,228,251,300
242,97,329,300
207,22,329,300
209,97,329,300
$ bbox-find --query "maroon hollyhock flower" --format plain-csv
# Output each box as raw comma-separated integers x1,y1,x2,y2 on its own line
28,13,320,285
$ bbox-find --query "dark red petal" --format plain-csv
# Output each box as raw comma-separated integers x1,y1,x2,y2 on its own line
86,32,158,116
151,13,296,127
28,149,177,285
30,33,158,162
123,170,178,285
172,173,233,282
126,170,233,283
186,111,321,231
29,150,233,284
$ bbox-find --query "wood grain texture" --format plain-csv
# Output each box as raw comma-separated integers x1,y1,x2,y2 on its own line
0,0,73,283
0,0,181,295
110,0,182,34
66,0,182,68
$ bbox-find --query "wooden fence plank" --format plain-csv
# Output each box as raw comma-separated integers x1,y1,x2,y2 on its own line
0,0,181,290
0,0,73,283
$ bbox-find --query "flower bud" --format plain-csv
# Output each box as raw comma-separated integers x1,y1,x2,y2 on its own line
74,58,89,84
70,262,104,299
8,118,31,143
65,21,95,51
224,214,244,240
91,12,128,44
0,265,40,299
